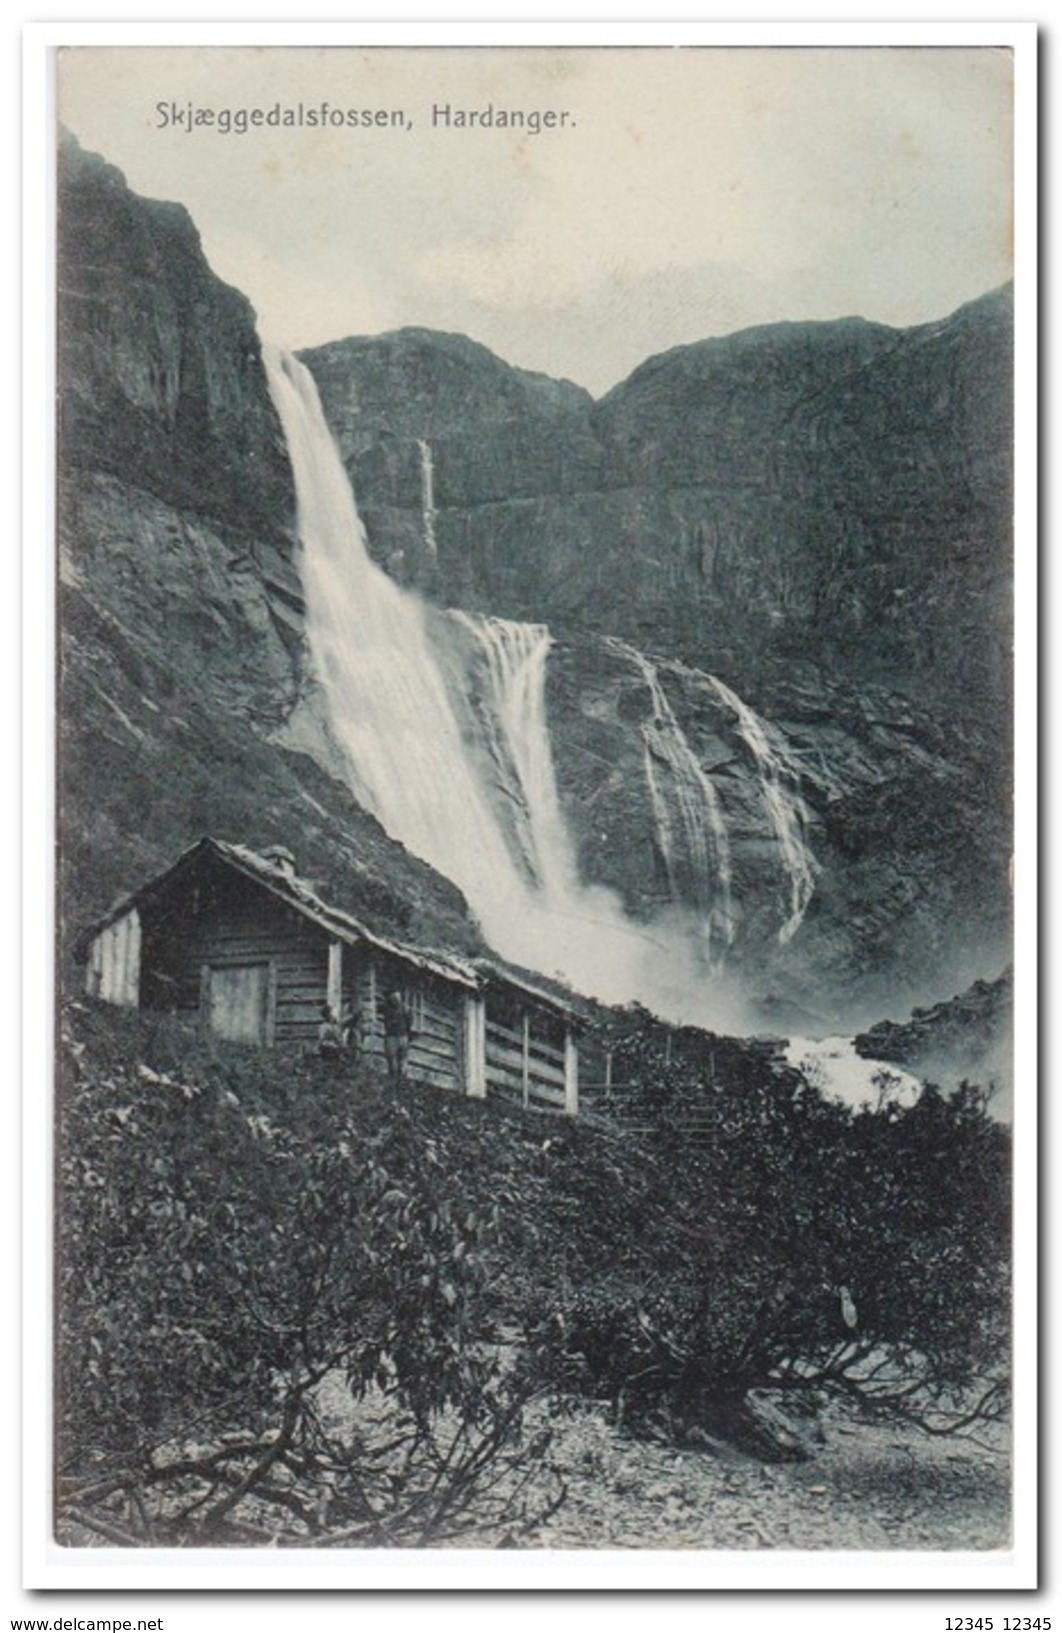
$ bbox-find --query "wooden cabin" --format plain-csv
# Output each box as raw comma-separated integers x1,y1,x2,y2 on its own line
81,838,580,1114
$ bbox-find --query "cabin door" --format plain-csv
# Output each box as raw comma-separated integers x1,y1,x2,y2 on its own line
203,961,272,1045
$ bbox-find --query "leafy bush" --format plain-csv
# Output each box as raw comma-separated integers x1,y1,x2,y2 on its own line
56,1002,564,1546
525,1014,1010,1452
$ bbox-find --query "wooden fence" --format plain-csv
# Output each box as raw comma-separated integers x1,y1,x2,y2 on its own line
484,1012,569,1110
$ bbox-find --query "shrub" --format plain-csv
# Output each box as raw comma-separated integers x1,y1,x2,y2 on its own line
56,1002,564,1546
524,1016,1010,1453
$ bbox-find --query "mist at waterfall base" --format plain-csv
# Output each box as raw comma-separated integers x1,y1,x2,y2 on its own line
266,346,781,1034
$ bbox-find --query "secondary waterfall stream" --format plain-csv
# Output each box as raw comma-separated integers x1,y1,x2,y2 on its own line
607,638,735,970
707,675,817,943
448,613,577,900
417,439,438,561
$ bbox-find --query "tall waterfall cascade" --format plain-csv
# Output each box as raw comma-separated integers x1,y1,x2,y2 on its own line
265,348,517,910
265,346,819,1022
264,346,728,1020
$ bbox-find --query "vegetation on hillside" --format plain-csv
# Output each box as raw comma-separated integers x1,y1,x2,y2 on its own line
56,1000,1010,1547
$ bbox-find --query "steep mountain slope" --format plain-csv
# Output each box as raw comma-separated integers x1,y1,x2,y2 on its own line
855,969,1013,1106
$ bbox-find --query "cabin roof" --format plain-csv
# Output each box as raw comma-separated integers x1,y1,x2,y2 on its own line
82,837,579,1014
470,957,583,1020
83,837,482,991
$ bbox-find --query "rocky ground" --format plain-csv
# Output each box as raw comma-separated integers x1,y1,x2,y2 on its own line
56,1393,1009,1554
512,1400,1010,1553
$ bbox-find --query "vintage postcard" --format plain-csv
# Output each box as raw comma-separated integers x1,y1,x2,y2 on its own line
27,23,1036,1596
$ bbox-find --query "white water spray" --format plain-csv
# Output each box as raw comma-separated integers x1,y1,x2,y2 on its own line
708,674,817,943
785,1036,922,1112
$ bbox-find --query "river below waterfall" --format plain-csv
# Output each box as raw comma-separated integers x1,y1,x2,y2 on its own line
784,1035,923,1111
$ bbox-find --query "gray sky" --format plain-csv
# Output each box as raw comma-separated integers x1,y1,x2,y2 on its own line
58,45,1013,395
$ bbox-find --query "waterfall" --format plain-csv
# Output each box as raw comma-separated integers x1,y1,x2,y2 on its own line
264,345,732,1021
449,613,576,899
609,639,735,969
708,675,817,943
264,348,523,928
417,439,438,561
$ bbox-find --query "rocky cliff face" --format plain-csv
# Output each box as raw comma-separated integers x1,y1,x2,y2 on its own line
58,130,302,726
57,136,1012,1033
58,133,293,552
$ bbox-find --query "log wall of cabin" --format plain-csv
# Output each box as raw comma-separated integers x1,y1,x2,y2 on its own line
408,975,463,1093
132,859,573,1107
140,867,339,1046
86,908,141,1008
354,954,464,1093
